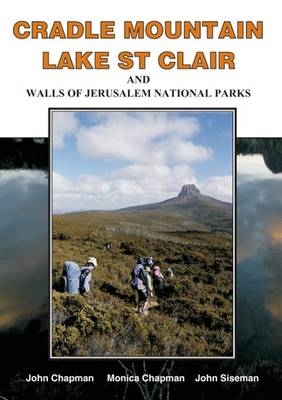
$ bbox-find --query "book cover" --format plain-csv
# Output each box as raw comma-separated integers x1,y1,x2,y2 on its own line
1,1,281,399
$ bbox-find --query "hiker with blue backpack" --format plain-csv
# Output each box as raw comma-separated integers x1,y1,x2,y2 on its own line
62,257,97,294
131,257,149,315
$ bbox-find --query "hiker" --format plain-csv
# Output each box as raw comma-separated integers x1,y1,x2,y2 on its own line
152,265,164,301
131,257,149,314
80,257,97,293
137,257,145,266
145,256,154,268
144,266,154,297
62,257,97,294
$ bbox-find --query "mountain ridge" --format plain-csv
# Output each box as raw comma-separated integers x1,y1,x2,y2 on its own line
117,184,231,213
62,184,232,234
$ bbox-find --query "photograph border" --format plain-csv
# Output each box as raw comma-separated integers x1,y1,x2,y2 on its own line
49,107,236,360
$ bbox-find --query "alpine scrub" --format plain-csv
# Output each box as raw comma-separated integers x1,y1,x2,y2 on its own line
52,208,233,357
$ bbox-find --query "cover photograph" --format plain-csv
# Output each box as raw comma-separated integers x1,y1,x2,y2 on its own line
1,1,282,399
50,109,234,359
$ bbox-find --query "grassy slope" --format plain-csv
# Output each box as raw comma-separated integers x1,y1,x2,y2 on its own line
52,212,233,357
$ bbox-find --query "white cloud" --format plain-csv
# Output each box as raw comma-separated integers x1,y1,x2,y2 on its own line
53,171,111,195
199,175,232,202
155,138,212,163
74,112,212,164
53,171,72,193
52,111,78,149
53,171,112,213
112,164,196,193
53,163,199,212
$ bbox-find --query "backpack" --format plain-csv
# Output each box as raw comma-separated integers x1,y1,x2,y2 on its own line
153,275,164,292
63,261,81,294
59,275,67,292
131,264,144,290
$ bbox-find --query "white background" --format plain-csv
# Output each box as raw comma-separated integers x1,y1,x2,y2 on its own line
1,0,280,138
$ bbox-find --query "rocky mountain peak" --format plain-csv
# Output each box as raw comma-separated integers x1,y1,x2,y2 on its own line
178,184,201,198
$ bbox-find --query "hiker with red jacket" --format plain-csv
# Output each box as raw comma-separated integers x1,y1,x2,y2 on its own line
131,257,149,315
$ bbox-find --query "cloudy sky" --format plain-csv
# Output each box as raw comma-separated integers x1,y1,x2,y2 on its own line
53,111,233,213
0,170,48,331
